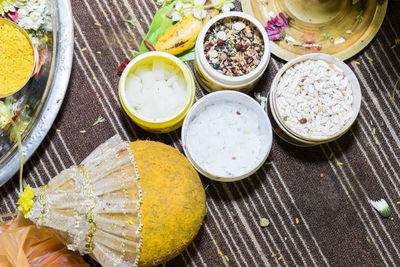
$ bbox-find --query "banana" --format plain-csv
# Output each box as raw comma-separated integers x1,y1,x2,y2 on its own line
155,9,219,55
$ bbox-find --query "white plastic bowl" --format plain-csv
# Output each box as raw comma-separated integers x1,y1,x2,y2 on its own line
194,11,270,93
269,53,361,145
182,91,273,182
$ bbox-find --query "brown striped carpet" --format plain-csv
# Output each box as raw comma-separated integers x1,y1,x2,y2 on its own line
1,0,400,266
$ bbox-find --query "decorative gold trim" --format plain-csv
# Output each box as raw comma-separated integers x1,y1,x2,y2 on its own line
79,165,97,253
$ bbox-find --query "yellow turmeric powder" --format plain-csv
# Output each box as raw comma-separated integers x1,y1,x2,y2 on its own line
0,19,34,97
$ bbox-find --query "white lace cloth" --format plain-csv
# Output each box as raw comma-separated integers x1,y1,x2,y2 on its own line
28,135,142,267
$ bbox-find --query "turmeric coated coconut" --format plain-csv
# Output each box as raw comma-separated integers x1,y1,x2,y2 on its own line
129,141,206,267
18,136,205,266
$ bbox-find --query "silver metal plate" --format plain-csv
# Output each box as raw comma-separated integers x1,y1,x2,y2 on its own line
0,0,74,185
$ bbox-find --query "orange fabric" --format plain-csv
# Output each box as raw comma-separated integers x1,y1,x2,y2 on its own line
0,217,89,267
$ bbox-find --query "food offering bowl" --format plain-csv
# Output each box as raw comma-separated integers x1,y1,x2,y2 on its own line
119,51,196,133
269,53,361,146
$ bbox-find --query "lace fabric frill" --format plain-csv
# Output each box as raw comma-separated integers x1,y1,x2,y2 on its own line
27,135,143,267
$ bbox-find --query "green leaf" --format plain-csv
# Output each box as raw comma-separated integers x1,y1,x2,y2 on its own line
380,207,391,217
352,0,360,4
125,19,137,26
377,0,386,5
177,47,196,62
92,116,105,126
134,0,177,59
356,10,363,23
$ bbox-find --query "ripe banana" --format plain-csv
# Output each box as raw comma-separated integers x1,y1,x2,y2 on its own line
155,9,219,55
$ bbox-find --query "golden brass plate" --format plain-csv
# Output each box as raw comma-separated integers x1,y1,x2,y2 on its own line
241,0,388,61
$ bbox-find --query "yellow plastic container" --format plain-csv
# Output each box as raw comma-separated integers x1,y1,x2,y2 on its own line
119,51,195,133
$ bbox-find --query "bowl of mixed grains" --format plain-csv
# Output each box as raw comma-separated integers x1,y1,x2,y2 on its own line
269,53,361,145
0,18,36,98
194,12,270,92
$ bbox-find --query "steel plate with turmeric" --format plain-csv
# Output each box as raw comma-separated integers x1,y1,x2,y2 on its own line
0,19,34,97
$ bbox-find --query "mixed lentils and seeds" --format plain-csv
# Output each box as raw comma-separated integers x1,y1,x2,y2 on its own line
275,59,353,138
204,18,264,76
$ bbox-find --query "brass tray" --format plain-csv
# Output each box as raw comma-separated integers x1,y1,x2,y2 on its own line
241,0,388,61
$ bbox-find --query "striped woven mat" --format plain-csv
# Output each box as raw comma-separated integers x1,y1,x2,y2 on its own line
1,0,400,266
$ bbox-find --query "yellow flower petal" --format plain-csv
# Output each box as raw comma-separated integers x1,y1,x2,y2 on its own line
17,185,35,218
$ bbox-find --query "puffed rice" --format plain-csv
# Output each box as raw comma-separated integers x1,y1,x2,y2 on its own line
275,59,353,138
18,0,52,31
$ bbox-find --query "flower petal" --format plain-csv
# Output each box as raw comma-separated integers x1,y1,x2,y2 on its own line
265,12,287,41
194,0,206,5
172,11,183,22
222,3,234,13
193,7,206,20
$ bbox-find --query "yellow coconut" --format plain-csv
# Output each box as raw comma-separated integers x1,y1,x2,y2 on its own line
129,141,206,267
23,136,206,266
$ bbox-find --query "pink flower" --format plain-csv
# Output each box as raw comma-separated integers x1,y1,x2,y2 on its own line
0,9,18,23
9,9,18,23
265,12,287,41
3,9,19,23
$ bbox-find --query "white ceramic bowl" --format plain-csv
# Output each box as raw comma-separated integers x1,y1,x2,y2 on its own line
182,90,273,182
269,53,361,145
194,11,270,92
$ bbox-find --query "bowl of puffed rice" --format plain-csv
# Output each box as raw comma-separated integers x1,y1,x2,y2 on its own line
269,53,361,145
